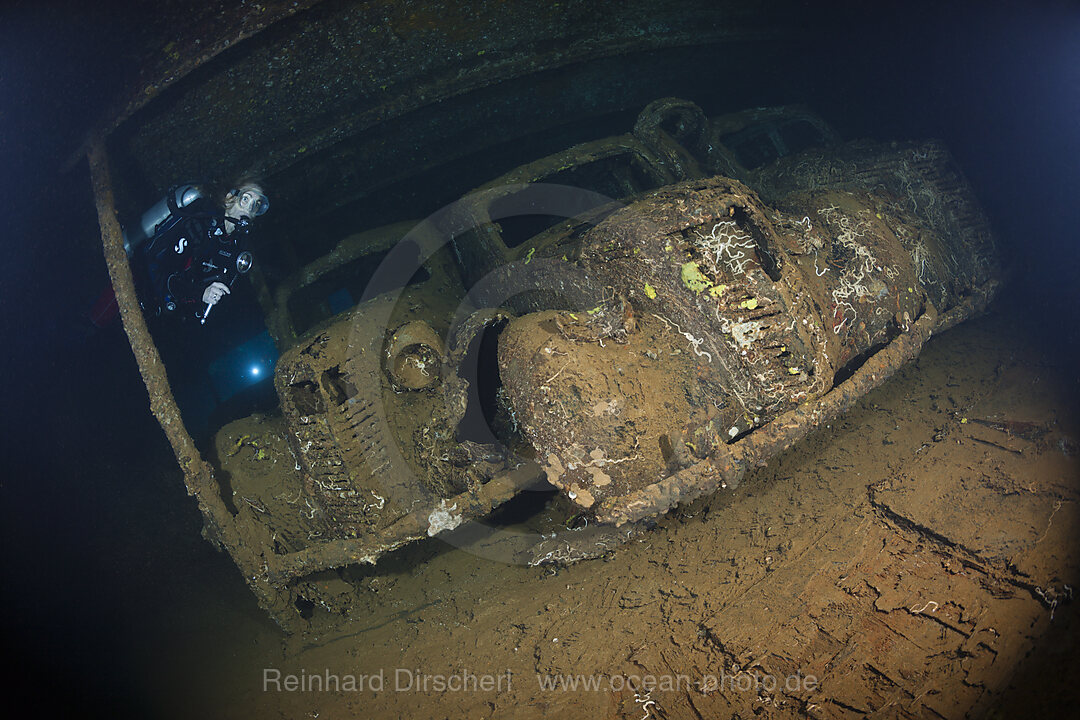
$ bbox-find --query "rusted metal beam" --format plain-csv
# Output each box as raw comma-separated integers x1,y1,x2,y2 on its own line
86,138,298,629
88,139,218,498
266,461,544,585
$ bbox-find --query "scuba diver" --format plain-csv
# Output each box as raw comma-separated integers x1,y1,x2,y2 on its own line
89,180,269,327
134,181,268,323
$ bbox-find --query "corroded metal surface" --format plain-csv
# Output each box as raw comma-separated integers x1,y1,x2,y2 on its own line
443,97,839,312
755,139,1000,295
496,168,999,519
68,0,323,169
106,1,794,232
594,282,998,526
272,256,500,540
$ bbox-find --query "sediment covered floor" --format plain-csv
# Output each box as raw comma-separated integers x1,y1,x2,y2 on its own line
7,290,1078,719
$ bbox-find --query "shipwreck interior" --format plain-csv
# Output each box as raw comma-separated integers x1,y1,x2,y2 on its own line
4,1,1079,718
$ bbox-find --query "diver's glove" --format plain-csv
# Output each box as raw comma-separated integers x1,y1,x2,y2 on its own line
202,281,231,306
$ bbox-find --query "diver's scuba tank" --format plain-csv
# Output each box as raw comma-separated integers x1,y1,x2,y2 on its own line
123,184,204,256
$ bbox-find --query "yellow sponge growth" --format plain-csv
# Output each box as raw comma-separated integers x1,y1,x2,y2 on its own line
681,262,712,294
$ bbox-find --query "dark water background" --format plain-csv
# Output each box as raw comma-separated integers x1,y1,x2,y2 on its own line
2,1,1078,717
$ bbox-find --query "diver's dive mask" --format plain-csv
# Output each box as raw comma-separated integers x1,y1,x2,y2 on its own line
233,187,269,217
